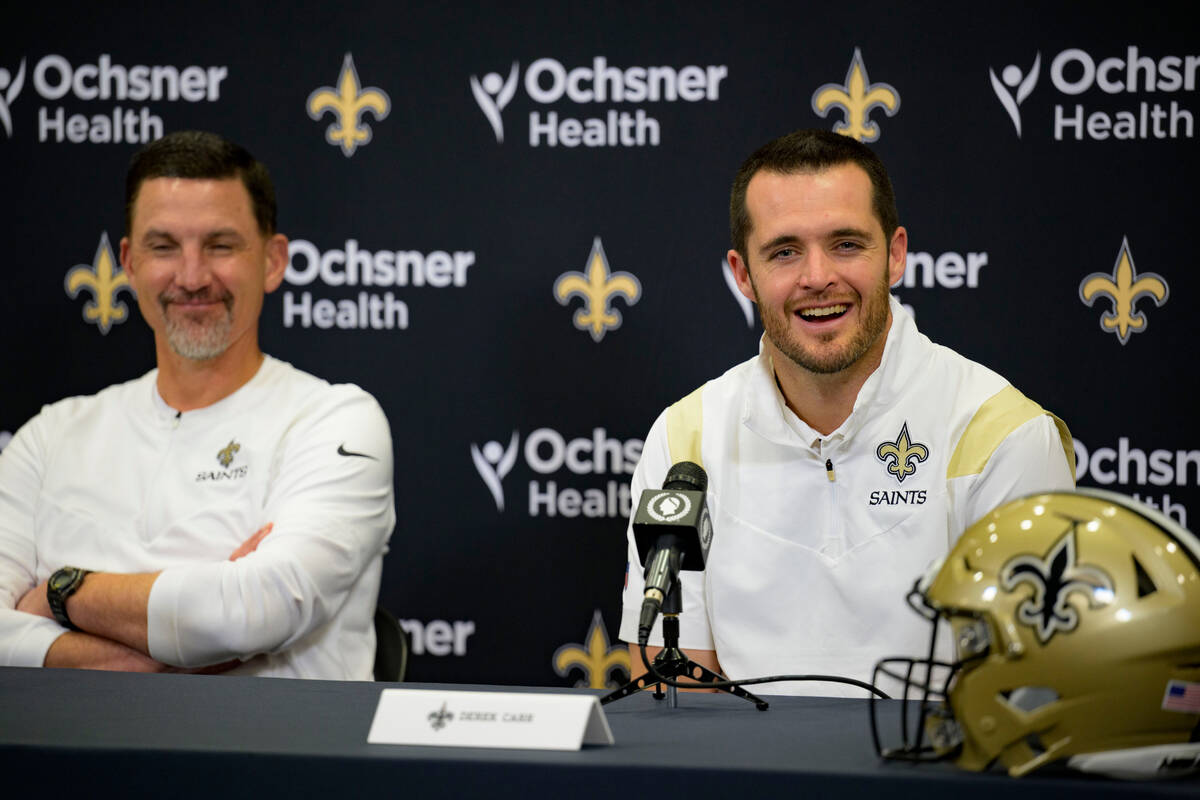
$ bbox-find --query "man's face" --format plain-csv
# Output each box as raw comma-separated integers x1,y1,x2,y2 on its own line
120,177,286,361
728,163,906,376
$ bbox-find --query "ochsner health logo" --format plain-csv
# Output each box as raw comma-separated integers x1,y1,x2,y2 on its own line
0,58,26,138
470,62,519,143
12,53,229,144
470,428,641,518
471,432,520,511
468,57,728,148
990,53,1041,137
990,46,1197,141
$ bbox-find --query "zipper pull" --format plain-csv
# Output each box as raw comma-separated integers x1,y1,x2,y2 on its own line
825,458,835,482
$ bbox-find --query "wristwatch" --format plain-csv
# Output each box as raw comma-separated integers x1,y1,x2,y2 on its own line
47,566,91,631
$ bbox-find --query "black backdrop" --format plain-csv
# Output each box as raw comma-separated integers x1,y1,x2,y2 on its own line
2,1,1195,687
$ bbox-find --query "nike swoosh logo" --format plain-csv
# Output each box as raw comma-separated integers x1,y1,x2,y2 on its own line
337,444,377,460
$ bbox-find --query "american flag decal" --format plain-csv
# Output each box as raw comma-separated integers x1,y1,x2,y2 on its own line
1162,681,1200,714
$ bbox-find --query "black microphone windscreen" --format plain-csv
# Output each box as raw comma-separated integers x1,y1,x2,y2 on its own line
663,461,707,493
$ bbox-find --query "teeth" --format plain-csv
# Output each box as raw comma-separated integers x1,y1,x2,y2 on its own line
800,304,848,318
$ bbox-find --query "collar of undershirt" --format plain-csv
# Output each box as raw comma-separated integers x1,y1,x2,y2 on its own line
146,355,281,426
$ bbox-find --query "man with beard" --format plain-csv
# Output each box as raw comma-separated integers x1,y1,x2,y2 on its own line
619,130,1074,696
0,131,395,679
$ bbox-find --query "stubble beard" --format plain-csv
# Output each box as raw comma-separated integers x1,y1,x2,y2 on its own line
160,291,235,361
755,270,892,375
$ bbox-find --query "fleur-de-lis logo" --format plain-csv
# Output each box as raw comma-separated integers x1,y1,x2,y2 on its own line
1000,525,1114,644
217,440,240,468
876,422,928,484
427,702,454,731
553,237,641,342
811,48,900,143
552,610,631,690
1079,237,1169,345
306,53,391,157
64,232,134,335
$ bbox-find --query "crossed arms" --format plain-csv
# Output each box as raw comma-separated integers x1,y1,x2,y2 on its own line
0,383,395,674
14,524,271,671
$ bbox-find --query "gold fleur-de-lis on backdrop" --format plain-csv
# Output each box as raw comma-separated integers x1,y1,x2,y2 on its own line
812,48,900,142
1079,237,1168,345
552,610,631,689
876,423,929,483
64,232,133,334
306,54,391,157
554,237,641,342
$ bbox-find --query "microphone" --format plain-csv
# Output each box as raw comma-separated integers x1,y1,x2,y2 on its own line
633,461,712,645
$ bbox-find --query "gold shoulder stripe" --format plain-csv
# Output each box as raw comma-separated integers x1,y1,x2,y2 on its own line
947,385,1075,479
665,385,705,469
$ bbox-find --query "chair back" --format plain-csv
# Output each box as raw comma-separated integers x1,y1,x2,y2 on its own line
373,606,408,682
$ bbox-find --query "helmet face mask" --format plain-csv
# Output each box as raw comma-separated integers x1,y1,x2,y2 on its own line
871,489,1200,778
870,593,986,765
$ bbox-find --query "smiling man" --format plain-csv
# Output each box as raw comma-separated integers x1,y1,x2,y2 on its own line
0,131,395,679
620,129,1075,696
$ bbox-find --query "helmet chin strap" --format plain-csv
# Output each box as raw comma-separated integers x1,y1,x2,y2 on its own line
1068,743,1200,780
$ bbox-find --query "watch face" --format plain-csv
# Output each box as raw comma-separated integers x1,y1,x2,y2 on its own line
49,568,79,593
49,566,82,597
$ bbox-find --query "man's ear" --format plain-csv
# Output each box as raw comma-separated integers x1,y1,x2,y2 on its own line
119,237,136,279
887,226,907,287
263,234,288,293
727,249,757,304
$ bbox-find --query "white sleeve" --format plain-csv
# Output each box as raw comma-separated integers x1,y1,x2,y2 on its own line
0,413,70,667
618,410,715,651
962,413,1076,531
146,388,395,667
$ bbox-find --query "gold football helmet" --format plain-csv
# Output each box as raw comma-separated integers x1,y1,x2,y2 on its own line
871,488,1200,778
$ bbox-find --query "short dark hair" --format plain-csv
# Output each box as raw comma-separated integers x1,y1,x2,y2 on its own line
729,129,898,261
124,130,277,235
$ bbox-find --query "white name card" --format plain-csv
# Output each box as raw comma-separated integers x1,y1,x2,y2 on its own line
366,688,615,750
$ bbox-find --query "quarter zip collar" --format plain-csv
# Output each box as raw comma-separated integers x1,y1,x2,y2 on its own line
145,356,280,428
742,295,923,453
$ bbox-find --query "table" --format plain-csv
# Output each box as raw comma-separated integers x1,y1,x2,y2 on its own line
0,667,1192,797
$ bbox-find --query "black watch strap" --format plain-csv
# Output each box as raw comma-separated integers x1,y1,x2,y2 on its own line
47,567,91,631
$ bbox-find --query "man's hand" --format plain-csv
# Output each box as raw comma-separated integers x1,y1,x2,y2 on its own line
16,579,52,620
44,630,167,671
44,631,243,673
229,522,273,561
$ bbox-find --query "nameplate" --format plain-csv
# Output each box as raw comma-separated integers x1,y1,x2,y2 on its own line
367,688,614,750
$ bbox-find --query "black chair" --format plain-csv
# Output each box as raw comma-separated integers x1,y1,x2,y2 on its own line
373,606,408,682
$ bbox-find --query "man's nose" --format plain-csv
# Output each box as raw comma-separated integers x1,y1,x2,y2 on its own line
176,243,212,290
798,250,836,290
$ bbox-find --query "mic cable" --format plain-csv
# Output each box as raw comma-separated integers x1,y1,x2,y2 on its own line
635,642,892,699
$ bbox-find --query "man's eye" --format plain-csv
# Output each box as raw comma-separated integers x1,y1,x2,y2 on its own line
773,247,797,259
835,241,862,251
150,244,176,254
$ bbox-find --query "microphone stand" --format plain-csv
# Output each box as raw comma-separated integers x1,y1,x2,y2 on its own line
601,578,769,710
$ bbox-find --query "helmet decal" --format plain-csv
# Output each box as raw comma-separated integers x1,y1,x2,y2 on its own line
1000,523,1115,644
